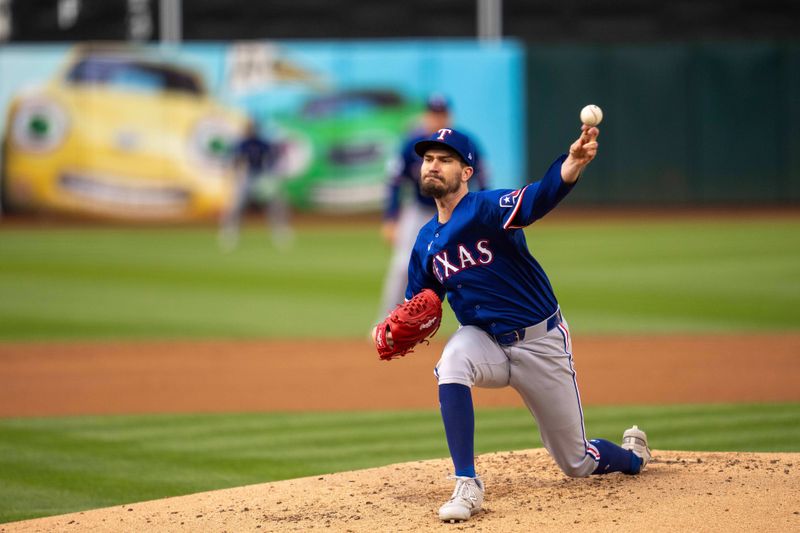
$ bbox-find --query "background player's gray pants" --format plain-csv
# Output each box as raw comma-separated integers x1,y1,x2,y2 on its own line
220,172,292,249
434,316,598,478
377,202,436,318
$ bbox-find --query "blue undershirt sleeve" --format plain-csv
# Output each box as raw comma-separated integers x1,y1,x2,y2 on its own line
384,176,403,221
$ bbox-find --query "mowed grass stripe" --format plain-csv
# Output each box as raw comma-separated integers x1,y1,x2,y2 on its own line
584,404,800,451
537,218,800,332
1,403,798,523
1,217,799,340
0,226,387,340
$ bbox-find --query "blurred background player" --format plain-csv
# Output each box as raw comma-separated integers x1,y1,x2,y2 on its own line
376,94,488,320
219,119,293,251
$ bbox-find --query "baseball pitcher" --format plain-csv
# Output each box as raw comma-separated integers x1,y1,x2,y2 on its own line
374,125,652,523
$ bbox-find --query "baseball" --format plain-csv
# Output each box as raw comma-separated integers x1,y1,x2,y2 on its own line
580,104,603,126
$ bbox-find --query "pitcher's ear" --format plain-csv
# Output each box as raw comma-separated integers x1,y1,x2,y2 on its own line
462,165,474,182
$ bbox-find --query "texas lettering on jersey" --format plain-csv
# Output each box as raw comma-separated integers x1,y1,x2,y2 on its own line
431,240,494,282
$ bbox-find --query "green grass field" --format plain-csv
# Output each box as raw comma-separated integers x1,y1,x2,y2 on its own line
0,216,798,340
1,215,798,523
1,403,798,524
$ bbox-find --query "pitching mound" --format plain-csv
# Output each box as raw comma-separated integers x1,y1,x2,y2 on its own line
3,449,798,532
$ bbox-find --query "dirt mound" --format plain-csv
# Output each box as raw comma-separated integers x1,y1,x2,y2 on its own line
3,449,798,532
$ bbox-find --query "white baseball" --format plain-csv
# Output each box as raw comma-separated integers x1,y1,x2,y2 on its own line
580,104,603,126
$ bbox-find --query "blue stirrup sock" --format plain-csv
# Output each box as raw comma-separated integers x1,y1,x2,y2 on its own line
439,383,476,478
590,438,642,475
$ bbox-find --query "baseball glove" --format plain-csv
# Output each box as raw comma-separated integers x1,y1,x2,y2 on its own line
374,289,443,361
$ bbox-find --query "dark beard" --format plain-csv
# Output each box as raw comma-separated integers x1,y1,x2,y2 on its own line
420,175,458,198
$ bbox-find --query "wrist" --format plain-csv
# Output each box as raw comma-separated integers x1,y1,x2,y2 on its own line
560,156,583,184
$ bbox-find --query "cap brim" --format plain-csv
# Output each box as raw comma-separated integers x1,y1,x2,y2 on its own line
413,140,451,158
413,140,472,166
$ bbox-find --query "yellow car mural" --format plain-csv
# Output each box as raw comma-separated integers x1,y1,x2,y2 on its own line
1,47,247,221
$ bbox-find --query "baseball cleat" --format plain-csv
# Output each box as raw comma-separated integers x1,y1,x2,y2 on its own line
438,476,484,523
622,425,652,471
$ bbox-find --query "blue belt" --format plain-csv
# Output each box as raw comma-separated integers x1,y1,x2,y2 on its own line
493,309,563,346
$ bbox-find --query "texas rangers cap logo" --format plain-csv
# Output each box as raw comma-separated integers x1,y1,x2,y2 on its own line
413,128,475,165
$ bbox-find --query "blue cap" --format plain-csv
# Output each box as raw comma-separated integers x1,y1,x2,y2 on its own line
414,128,476,166
425,93,450,113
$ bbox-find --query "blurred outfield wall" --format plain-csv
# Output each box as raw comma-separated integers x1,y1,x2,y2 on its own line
0,40,523,219
2,39,798,216
527,41,800,204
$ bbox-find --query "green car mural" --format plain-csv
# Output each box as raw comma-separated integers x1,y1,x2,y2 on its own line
272,89,423,212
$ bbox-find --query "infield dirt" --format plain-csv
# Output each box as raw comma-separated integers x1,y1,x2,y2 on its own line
1,334,798,415
1,334,799,531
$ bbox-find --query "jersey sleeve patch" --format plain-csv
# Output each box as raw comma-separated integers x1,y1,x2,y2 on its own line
501,185,530,230
499,189,522,208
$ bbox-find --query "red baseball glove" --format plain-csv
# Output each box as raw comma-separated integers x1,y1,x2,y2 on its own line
374,289,443,361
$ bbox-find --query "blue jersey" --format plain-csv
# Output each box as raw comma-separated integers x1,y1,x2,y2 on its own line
384,129,488,220
236,135,278,175
405,154,573,336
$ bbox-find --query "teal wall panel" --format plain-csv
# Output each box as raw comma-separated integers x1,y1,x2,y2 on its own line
526,41,800,204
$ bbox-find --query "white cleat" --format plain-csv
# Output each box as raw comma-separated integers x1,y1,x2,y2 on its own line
438,476,484,523
622,425,652,472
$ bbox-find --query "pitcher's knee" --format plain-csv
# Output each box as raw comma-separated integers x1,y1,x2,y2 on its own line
434,325,509,387
434,345,475,387
560,463,591,478
553,455,595,478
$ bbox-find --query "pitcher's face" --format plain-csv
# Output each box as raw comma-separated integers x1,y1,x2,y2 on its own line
420,149,472,198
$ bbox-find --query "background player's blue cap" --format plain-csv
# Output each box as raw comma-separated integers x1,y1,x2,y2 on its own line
414,128,476,166
425,93,450,113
